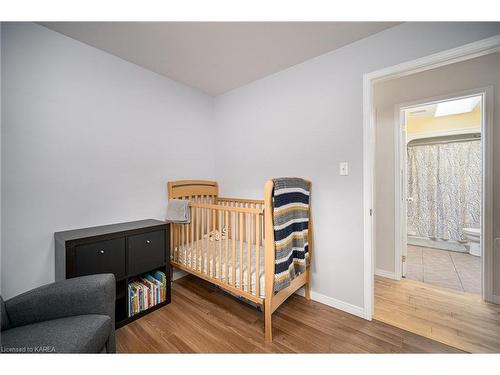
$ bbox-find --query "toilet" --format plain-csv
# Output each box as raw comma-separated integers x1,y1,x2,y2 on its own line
463,227,481,257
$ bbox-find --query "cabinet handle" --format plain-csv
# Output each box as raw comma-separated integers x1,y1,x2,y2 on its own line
99,250,105,254
145,240,151,244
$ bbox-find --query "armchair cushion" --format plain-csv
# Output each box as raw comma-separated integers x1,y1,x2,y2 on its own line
1,314,111,353
3,274,116,352
4,274,115,328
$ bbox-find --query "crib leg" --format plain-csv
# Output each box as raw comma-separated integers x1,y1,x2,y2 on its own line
264,303,273,342
305,268,311,301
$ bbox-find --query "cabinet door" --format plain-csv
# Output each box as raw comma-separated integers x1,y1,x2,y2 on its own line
127,230,165,275
75,238,126,279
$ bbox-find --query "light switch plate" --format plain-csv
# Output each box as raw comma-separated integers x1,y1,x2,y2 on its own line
339,162,349,176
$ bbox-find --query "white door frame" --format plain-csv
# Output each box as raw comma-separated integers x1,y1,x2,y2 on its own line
393,88,493,300
363,35,500,320
394,102,407,281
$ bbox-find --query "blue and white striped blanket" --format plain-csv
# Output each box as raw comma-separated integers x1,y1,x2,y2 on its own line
272,178,311,293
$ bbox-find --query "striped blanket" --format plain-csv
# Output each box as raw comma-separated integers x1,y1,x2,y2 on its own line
272,178,311,293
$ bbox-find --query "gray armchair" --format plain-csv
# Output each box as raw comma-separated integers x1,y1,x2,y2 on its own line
1,274,116,353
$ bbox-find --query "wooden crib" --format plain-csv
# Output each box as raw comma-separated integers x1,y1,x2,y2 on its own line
168,180,312,341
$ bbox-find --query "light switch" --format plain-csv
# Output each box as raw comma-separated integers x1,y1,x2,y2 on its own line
339,162,349,176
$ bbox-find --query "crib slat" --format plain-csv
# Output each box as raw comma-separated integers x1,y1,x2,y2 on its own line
195,206,199,272
225,210,229,283
174,224,177,263
183,221,186,264
232,212,236,286
205,203,209,275
212,208,216,277
190,207,194,269
239,212,243,290
247,213,251,293
172,224,176,263
187,221,190,267
218,210,222,280
176,224,180,263
255,213,260,297
205,204,209,275
185,220,188,263
205,196,209,275
242,204,246,242
201,197,204,271
201,207,205,275
186,220,190,269
251,206,255,245
173,224,176,263
185,202,189,268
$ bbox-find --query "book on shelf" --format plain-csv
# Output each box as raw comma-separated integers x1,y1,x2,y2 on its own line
153,270,167,301
145,274,161,304
127,270,167,317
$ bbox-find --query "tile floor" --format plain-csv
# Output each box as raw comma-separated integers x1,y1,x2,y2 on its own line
406,245,481,294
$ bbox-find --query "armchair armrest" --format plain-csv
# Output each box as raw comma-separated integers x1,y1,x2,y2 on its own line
4,274,115,328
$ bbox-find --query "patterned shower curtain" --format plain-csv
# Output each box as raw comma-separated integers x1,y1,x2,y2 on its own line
407,140,481,242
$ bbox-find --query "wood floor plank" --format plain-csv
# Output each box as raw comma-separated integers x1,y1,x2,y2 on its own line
116,275,463,353
374,276,500,353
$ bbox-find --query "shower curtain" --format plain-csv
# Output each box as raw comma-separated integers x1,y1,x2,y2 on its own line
407,139,481,242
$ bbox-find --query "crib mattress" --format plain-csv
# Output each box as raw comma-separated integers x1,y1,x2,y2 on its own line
173,239,265,298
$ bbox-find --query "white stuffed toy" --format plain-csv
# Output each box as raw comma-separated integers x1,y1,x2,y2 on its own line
204,226,229,241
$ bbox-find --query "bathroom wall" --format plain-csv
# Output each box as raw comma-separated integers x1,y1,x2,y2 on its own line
374,52,500,300
407,107,481,136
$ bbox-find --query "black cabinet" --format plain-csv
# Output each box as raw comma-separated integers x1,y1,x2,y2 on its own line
75,238,126,279
127,230,165,275
55,219,170,328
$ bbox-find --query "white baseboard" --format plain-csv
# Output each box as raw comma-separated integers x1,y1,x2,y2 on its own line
492,294,500,305
172,269,188,281
375,268,396,279
295,288,367,319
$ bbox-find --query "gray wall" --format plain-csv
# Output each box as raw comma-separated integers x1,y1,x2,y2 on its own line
374,53,500,298
213,23,500,308
1,23,216,299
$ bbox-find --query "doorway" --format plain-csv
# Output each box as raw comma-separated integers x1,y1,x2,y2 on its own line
375,85,497,352
398,94,484,295
364,42,500,352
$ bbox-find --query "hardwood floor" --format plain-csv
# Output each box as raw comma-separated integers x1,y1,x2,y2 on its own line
116,275,461,353
374,276,500,353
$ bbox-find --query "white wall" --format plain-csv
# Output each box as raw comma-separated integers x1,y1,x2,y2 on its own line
214,23,500,309
1,23,215,299
373,53,500,297
2,21,499,310
0,22,2,295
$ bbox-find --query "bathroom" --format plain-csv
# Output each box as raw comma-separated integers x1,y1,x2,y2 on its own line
404,95,482,294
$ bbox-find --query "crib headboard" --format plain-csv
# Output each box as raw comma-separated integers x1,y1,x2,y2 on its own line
167,180,219,200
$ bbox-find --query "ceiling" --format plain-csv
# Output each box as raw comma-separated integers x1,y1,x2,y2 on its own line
39,22,399,96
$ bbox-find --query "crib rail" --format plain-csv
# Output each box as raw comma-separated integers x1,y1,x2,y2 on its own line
217,197,264,209
170,200,265,303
